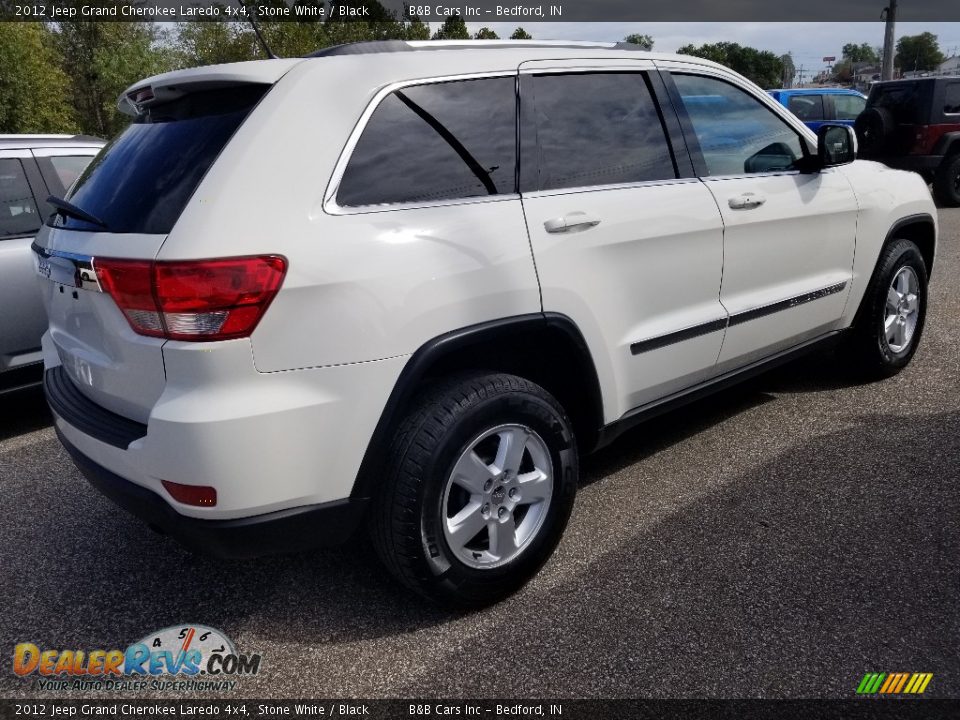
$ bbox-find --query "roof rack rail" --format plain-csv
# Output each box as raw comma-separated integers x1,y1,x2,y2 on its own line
305,39,649,58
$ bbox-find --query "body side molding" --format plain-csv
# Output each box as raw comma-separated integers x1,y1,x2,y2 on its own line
601,330,846,449
630,282,847,355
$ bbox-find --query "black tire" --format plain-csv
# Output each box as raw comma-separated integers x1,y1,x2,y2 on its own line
369,372,578,608
932,153,960,208
842,239,928,379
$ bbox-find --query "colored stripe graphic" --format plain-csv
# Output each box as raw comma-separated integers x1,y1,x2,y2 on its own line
857,672,932,694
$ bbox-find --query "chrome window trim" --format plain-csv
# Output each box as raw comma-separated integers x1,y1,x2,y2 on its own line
30,147,102,158
522,177,699,200
323,71,519,216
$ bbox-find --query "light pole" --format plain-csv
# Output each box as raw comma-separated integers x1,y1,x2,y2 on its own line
881,0,898,80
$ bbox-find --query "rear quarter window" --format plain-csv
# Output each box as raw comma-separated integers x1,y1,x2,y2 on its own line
945,82,960,114
0,158,41,238
832,93,866,121
788,94,825,121
36,154,98,195
337,76,517,208
57,85,268,234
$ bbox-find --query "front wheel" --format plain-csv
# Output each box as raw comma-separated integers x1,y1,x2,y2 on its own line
842,239,928,379
369,372,578,607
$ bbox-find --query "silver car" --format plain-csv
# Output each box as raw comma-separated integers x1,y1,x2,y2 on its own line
0,134,103,394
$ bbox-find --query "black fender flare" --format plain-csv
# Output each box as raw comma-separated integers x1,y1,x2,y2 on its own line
349,312,603,500
932,131,960,159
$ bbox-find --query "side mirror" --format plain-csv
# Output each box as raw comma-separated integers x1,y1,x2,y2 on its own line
817,124,857,169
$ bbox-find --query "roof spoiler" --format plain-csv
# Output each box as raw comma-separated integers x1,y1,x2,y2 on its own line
117,59,304,116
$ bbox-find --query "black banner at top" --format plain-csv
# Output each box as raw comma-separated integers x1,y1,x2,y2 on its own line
4,0,960,22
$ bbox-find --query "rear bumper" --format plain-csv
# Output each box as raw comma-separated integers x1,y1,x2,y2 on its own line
57,427,367,559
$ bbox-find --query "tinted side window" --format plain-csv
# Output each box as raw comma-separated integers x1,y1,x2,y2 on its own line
788,94,825,121
673,74,806,176
36,154,97,195
833,94,866,120
869,83,920,124
945,83,960,114
530,73,676,191
338,77,516,207
0,159,41,238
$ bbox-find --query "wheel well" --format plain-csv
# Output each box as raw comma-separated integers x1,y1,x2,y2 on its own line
350,314,605,500
421,320,604,450
892,217,936,276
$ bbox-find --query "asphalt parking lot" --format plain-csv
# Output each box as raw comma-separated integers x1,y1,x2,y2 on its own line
1,208,957,701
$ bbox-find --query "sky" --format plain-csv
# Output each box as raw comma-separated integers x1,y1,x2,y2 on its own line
454,22,960,80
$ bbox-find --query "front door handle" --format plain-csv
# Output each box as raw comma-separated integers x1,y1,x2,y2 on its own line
728,192,766,210
544,212,602,233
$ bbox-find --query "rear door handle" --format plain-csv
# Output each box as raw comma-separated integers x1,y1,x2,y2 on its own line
544,212,601,233
728,192,766,210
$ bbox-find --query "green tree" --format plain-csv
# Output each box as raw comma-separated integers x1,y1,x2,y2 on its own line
841,42,879,64
53,19,176,137
624,33,653,50
0,23,76,133
176,21,258,66
432,15,469,40
405,17,431,40
779,52,795,87
509,27,532,40
895,32,945,72
677,41,784,89
475,27,499,40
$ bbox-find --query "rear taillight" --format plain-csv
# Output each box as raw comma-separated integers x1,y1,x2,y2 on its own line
95,256,286,342
910,125,936,155
161,480,217,507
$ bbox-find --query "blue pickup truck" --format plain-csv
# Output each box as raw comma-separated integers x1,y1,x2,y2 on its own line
768,88,867,131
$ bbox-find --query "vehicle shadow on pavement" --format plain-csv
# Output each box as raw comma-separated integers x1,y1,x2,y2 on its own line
580,384,777,488
399,409,960,697
1,386,955,697
0,385,51,443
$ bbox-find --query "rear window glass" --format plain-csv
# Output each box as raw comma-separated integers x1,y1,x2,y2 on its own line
869,83,920,124
946,83,960,114
56,85,268,234
0,159,41,238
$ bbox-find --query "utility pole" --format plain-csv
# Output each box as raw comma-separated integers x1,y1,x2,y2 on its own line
797,64,805,86
881,0,897,80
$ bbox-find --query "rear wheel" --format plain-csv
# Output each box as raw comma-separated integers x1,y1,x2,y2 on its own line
842,239,928,379
932,153,960,207
369,372,578,607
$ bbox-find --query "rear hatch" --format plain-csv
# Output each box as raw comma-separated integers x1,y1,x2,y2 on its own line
34,64,294,423
861,81,931,157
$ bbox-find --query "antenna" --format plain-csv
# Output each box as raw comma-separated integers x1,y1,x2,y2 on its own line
243,1,279,59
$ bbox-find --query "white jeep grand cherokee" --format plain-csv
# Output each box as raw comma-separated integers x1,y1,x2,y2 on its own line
34,41,936,606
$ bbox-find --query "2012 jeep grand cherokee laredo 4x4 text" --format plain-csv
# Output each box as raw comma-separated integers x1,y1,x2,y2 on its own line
33,41,937,606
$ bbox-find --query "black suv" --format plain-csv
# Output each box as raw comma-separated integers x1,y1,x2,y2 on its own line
855,77,960,206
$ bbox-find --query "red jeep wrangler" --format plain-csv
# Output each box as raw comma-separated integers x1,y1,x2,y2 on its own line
855,77,960,207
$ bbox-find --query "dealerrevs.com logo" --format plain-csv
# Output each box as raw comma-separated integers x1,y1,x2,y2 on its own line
12,624,262,692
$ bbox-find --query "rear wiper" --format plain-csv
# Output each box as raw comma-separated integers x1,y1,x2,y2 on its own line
46,195,108,230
